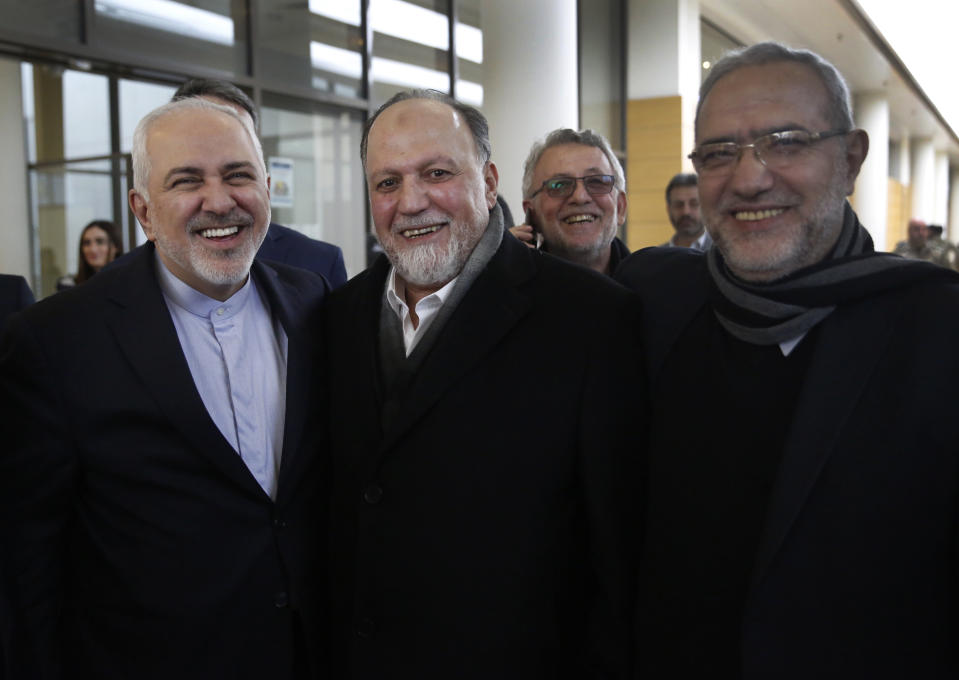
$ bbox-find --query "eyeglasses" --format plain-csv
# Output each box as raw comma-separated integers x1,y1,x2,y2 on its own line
688,129,850,176
529,174,616,199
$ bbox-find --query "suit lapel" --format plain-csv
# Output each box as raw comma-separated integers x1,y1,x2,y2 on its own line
105,245,266,499
750,293,902,589
377,236,535,457
254,261,320,499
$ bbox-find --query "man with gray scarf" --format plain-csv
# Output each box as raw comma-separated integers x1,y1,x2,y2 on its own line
323,89,641,679
617,42,959,679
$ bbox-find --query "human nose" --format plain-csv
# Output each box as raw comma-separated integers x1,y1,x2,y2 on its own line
200,180,238,214
567,177,593,203
727,143,774,196
396,179,430,214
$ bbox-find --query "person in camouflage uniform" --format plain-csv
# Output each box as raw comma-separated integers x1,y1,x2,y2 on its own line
893,218,933,261
924,225,958,270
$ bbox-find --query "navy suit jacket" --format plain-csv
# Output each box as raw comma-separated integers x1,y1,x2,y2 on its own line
0,244,329,679
257,223,347,288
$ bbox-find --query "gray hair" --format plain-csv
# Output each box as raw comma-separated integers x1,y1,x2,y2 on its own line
696,41,854,140
360,89,491,168
522,128,625,199
131,97,266,201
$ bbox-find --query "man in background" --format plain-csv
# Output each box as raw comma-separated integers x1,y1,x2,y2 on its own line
661,172,711,250
510,128,629,275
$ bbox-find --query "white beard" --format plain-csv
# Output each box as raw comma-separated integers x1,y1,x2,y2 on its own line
378,212,485,288
154,208,265,289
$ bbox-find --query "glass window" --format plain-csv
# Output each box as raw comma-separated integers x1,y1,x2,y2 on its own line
261,93,367,278
700,20,742,84
257,0,364,98
30,157,130,298
64,71,111,158
92,0,247,76
119,78,178,153
370,0,450,107
578,0,624,151
0,0,82,43
454,0,483,107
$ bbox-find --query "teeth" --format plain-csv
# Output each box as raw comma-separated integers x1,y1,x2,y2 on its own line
564,215,595,224
199,226,240,238
402,225,440,238
734,208,785,221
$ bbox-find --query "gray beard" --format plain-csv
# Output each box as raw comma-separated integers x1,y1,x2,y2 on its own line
379,221,482,288
712,162,850,280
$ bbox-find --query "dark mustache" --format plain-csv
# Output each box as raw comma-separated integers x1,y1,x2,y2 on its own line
188,209,255,231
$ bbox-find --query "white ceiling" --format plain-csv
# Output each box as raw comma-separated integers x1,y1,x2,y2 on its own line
698,0,959,159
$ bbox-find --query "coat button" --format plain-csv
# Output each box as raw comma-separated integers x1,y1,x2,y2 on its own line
275,591,289,608
363,484,383,504
355,618,375,638
272,518,287,528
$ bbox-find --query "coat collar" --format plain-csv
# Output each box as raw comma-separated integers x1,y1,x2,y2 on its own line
361,231,538,460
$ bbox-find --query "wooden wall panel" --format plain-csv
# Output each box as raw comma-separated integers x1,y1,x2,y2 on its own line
626,96,685,249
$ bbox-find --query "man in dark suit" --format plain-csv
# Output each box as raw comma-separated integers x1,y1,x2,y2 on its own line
257,222,347,287
0,274,33,329
0,97,328,678
616,42,959,679
325,89,640,679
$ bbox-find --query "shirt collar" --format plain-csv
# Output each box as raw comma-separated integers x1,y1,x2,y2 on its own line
384,266,458,317
155,250,253,321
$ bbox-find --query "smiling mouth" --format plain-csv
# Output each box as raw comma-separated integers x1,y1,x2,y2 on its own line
733,208,785,221
564,214,596,224
198,226,241,239
401,225,443,239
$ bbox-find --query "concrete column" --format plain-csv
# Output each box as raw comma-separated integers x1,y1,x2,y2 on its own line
481,0,578,215
910,137,935,222
625,0,700,247
949,168,959,241
0,59,32,283
852,93,888,248
896,135,910,185
934,150,949,227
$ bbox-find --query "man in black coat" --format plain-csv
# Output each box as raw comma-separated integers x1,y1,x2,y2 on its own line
617,42,959,679
325,90,640,679
1,97,328,679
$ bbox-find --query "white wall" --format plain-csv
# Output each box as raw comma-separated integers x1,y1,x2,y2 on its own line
481,0,578,215
853,93,889,246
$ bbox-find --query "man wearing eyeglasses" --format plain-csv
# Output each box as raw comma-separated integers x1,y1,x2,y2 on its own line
324,90,640,679
617,42,959,678
510,128,629,276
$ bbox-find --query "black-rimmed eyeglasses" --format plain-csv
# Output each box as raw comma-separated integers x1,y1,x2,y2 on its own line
529,174,616,199
688,129,850,176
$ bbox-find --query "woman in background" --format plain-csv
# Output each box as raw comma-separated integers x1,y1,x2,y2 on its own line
57,220,122,290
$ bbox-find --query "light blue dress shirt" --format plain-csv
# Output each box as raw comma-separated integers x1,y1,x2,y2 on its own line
156,255,289,499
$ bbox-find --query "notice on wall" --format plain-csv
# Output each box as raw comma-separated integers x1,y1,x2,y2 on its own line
269,157,294,208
